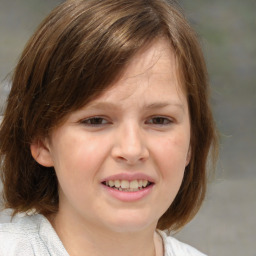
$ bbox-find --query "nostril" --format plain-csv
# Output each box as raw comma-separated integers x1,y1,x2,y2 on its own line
111,131,149,164
113,153,148,165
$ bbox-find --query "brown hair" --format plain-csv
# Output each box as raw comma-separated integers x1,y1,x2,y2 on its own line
0,0,218,231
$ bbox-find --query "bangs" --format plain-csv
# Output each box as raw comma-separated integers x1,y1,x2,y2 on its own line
27,0,167,132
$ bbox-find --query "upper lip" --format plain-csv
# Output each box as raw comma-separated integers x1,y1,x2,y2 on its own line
101,173,155,183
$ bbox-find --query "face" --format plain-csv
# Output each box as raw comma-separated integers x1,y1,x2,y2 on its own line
32,39,191,234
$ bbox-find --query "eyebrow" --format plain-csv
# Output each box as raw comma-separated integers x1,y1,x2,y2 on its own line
85,102,119,111
144,102,184,111
85,101,185,112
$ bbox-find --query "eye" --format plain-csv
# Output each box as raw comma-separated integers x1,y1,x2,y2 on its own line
146,116,173,125
81,117,110,126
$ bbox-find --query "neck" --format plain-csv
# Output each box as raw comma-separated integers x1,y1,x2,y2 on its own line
48,211,163,256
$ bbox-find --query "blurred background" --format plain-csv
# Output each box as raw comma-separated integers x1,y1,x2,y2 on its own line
0,1,255,255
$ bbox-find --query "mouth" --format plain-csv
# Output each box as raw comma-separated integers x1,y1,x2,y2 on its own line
102,179,153,192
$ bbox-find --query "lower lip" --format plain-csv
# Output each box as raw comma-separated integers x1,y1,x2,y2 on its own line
102,184,154,202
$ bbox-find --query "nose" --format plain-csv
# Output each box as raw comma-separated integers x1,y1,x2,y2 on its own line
111,122,149,165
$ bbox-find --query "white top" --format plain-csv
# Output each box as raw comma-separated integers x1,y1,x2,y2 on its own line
0,214,206,256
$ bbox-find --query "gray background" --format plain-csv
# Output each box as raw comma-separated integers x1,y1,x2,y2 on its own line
0,1,255,255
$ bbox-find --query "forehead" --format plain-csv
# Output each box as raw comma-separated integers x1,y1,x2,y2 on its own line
77,38,188,114
95,38,185,102
122,38,176,79
53,38,189,128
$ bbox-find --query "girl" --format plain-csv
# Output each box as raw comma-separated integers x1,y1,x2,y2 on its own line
0,0,217,255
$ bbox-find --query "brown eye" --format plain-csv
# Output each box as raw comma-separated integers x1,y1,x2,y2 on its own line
81,117,109,126
146,117,172,125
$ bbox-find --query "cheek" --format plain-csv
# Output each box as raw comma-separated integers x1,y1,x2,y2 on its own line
51,138,103,205
52,134,110,185
156,135,190,170
155,135,188,189
150,137,189,215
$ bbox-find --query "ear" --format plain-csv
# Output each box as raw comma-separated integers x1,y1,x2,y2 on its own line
185,145,191,166
30,138,54,167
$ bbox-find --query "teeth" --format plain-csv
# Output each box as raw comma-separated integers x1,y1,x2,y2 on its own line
105,179,150,191
109,180,115,187
114,180,120,187
121,180,129,189
130,180,139,189
142,180,148,187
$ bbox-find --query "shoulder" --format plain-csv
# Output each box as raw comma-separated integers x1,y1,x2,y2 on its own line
157,230,207,256
0,214,49,256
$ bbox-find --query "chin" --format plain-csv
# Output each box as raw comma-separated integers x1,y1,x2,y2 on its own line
103,211,158,233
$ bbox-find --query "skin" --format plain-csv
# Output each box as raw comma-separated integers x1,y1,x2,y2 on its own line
31,39,191,256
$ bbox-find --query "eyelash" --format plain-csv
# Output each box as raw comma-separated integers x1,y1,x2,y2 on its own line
80,117,110,126
146,116,173,126
80,116,173,127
